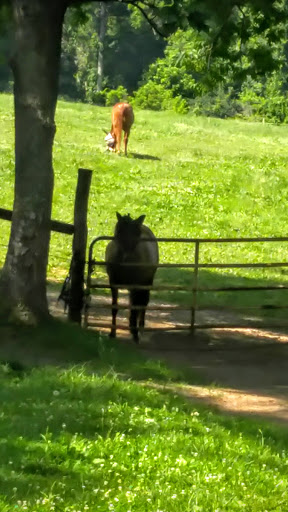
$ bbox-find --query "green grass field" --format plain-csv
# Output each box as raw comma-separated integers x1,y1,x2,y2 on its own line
1,92,288,315
0,324,288,512
1,93,288,510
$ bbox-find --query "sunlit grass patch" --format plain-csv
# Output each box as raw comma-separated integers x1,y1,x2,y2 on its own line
1,94,288,309
0,363,287,511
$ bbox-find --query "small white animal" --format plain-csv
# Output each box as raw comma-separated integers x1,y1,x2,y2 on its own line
105,132,115,151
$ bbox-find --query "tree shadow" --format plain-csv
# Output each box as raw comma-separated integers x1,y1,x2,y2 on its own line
45,262,288,428
130,152,161,161
153,265,288,328
141,332,288,426
81,262,288,425
85,264,288,337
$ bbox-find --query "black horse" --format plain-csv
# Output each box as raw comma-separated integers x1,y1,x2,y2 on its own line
105,212,159,343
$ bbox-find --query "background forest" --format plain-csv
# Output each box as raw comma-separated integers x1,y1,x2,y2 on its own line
1,1,288,122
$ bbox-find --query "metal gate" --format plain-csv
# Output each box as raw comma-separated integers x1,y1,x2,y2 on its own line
84,235,288,334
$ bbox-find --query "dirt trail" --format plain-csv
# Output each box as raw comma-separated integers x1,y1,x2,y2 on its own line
139,329,288,425
50,290,288,425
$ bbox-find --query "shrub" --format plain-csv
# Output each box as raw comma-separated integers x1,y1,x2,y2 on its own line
133,82,176,111
239,74,288,123
91,90,107,106
239,79,265,118
105,86,129,107
190,88,241,118
171,96,189,114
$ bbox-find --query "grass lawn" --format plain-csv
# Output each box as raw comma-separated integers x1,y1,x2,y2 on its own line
0,322,287,512
0,95,288,510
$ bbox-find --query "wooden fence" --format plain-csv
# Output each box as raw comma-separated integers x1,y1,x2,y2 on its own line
0,168,92,324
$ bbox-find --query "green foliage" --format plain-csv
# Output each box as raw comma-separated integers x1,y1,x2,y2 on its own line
169,95,189,114
91,90,106,106
239,73,288,123
143,28,208,100
105,85,129,106
2,0,288,116
190,87,242,118
60,2,165,102
238,78,266,118
135,7,288,119
133,82,189,113
133,81,174,110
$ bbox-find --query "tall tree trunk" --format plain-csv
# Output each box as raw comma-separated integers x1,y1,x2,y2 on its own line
0,0,66,320
96,2,108,92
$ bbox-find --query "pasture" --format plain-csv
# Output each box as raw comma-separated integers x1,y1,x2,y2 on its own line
1,93,288,510
1,92,288,318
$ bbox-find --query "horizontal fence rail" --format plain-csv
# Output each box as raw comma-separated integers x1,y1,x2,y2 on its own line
0,207,74,235
85,235,288,335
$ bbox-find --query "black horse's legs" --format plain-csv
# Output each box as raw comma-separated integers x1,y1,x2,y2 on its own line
129,307,139,343
129,289,140,343
139,290,150,334
129,289,150,343
110,286,118,338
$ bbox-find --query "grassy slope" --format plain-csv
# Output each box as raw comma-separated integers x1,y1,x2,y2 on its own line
1,93,288,313
0,97,288,510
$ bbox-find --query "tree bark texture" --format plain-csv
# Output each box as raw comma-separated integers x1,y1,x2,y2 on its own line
96,2,108,92
1,0,66,319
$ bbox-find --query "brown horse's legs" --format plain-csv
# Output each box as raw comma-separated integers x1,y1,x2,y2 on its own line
124,130,130,156
110,286,118,338
115,126,122,154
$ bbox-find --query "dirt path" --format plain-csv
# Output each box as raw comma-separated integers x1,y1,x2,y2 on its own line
49,290,288,425
140,329,288,425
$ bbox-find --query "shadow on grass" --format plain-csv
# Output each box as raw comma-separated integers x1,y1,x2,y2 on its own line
0,362,287,444
130,152,161,161
0,311,201,385
153,265,288,326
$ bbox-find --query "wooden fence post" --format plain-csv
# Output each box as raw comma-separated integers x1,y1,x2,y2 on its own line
68,168,92,324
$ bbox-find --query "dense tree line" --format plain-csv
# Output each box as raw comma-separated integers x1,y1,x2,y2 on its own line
1,2,288,122
59,1,288,123
58,1,288,123
60,2,165,101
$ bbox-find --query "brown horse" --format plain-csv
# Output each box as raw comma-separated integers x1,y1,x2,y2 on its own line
104,102,134,155
105,213,159,343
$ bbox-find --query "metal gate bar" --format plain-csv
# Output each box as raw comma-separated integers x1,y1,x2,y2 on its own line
85,235,288,333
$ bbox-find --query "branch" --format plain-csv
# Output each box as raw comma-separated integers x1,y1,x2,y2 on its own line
65,0,171,37
207,4,238,68
120,0,167,37
236,4,248,57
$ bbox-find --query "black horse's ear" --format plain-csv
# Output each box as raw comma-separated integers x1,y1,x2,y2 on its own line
116,212,122,221
135,214,145,225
